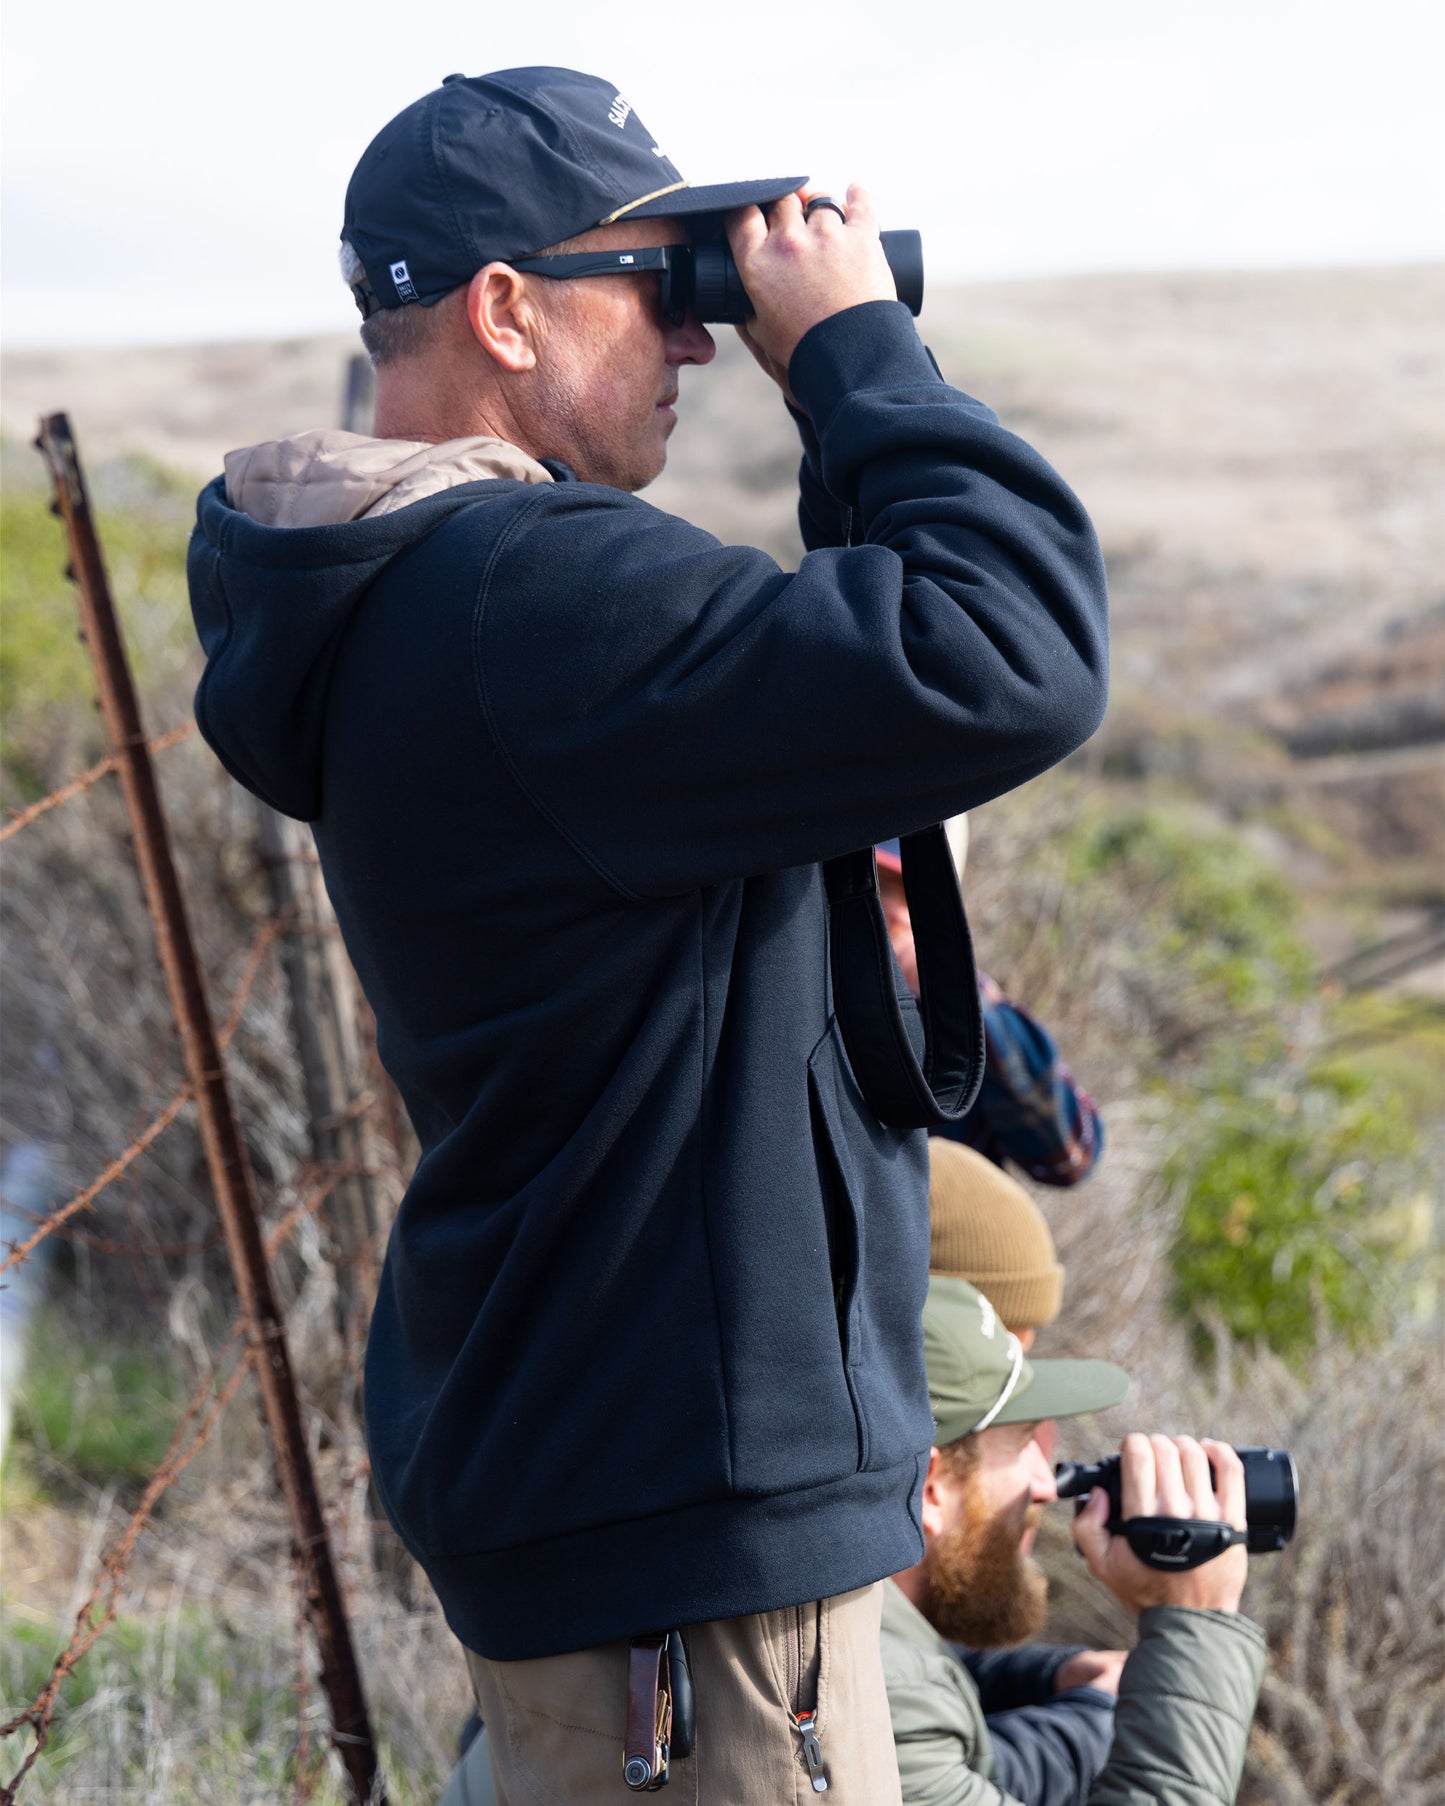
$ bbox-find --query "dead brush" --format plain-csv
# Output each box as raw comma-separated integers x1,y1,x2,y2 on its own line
1242,1326,1444,1806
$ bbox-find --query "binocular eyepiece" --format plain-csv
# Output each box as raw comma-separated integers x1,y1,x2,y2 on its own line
686,228,924,324
1054,1445,1299,1556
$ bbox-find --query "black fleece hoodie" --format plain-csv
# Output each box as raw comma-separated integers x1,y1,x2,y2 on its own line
188,300,1108,1659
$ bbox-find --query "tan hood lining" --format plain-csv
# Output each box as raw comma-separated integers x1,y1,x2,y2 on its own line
224,429,553,529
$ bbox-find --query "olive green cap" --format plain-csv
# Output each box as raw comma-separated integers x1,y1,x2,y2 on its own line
923,1274,1129,1447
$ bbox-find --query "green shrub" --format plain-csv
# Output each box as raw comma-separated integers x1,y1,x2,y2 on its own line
0,491,97,773
10,1316,184,1492
0,477,195,786
1067,805,1313,1031
1165,1052,1423,1361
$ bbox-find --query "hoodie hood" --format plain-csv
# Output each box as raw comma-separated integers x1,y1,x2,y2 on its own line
225,428,551,527
190,431,553,820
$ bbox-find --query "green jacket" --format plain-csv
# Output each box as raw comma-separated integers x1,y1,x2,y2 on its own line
881,1582,1266,1806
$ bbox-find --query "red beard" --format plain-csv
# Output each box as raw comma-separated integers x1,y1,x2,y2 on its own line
919,1484,1049,1647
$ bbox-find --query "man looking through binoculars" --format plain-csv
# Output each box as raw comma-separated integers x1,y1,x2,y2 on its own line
883,1277,1267,1806
189,65,1111,1802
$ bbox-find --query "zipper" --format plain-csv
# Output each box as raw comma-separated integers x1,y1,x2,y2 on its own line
791,1711,829,1793
785,1604,829,1793
783,1602,801,1714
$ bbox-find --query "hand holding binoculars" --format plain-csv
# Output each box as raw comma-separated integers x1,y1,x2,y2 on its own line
1055,1445,1298,1571
691,225,923,324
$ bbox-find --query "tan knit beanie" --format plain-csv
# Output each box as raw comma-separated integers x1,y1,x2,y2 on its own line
927,1137,1064,1332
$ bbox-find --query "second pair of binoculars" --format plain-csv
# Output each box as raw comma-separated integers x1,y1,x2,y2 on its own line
1054,1445,1299,1571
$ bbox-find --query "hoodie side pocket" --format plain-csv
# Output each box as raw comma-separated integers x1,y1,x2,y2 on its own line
808,1043,866,1472
807,1018,932,1476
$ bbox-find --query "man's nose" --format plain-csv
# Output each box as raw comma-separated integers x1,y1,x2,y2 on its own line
667,312,716,366
1028,1437,1059,1504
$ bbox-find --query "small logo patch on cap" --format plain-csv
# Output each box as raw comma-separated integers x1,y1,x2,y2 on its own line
608,93,633,130
390,259,419,303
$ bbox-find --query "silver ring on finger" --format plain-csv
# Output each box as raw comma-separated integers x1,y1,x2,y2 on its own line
804,195,847,224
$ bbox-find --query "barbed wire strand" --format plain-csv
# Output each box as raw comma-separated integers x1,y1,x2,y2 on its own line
1,1151,377,1270
0,1090,192,1276
0,1197,219,1262
0,753,116,845
0,724,195,846
264,1161,380,1260
217,913,291,1048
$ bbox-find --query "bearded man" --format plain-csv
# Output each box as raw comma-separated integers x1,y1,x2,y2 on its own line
921,1136,1127,1803
884,1277,1267,1806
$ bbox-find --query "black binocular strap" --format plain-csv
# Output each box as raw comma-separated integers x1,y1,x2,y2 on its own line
823,825,985,1129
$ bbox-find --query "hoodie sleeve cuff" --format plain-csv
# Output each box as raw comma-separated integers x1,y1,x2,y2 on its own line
786,399,822,461
787,300,943,439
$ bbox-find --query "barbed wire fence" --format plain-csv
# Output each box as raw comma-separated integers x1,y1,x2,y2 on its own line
0,414,403,1805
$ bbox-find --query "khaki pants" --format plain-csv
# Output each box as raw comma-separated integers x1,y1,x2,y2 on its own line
464,1582,901,1806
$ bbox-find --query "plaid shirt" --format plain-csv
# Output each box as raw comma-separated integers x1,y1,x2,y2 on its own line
934,973,1103,1185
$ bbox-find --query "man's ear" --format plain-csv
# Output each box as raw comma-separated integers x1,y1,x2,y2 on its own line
465,264,541,373
920,1445,950,1541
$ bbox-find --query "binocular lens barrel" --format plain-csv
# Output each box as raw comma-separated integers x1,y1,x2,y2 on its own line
689,229,924,324
1237,1446,1299,1549
1054,1445,1298,1555
689,240,752,325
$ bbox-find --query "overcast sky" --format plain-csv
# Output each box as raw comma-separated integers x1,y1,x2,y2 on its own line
3,0,1441,347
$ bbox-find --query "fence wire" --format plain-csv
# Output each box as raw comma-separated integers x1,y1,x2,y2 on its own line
0,723,195,846
0,1091,192,1275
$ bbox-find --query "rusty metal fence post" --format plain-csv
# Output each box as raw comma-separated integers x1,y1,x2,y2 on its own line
34,413,386,1806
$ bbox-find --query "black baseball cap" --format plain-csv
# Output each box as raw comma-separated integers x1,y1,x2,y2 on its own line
342,67,806,317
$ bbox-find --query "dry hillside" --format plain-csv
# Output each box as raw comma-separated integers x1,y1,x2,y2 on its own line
6,262,1441,905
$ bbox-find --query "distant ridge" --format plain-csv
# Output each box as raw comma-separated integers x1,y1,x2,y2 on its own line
5,264,1440,894
4,265,1440,484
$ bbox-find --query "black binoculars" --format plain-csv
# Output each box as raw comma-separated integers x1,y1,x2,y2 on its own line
1054,1445,1299,1570
684,228,923,324
512,230,924,326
